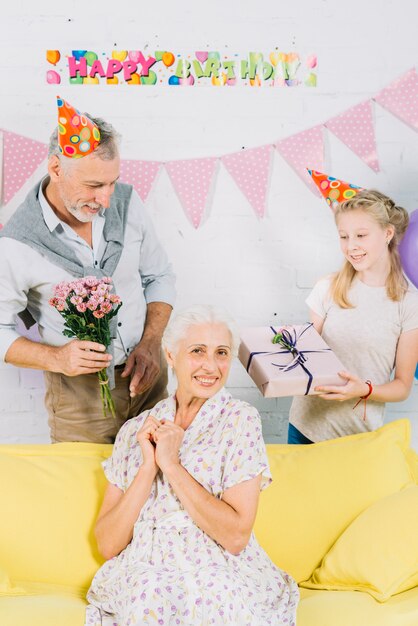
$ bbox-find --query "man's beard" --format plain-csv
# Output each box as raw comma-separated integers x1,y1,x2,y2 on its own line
65,200,103,223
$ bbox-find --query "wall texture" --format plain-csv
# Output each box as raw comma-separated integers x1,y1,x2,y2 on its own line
1,0,417,449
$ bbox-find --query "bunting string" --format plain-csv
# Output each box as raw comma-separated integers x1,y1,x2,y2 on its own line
1,68,418,228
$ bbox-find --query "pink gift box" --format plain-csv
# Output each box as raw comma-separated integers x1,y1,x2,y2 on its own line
238,323,347,398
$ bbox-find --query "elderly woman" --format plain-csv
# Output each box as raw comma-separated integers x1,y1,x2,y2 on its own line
85,305,299,625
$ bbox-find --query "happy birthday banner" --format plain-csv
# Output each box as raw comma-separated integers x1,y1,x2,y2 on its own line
2,68,418,228
46,49,318,87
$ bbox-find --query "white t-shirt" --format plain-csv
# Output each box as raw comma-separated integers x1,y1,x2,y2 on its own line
289,276,418,441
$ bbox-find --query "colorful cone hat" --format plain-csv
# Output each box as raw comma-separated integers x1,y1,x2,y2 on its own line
56,96,101,158
307,169,363,209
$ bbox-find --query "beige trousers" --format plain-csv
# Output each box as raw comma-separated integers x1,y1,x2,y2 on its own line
44,359,168,443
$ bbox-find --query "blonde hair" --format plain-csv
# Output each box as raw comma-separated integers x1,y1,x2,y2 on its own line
330,190,409,307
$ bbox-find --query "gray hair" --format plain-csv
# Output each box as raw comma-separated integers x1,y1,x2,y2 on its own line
162,304,240,357
48,113,121,164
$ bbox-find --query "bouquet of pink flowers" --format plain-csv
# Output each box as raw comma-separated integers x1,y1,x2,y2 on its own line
49,276,122,418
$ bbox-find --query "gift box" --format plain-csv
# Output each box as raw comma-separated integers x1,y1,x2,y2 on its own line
238,323,347,397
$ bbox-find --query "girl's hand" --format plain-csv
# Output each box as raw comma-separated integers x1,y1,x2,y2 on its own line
153,420,184,473
136,415,160,474
315,371,370,402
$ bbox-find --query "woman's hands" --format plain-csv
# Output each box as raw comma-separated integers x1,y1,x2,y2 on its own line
136,416,160,476
315,371,371,401
153,421,184,473
136,417,184,474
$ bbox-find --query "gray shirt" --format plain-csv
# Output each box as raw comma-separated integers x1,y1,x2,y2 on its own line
0,180,176,366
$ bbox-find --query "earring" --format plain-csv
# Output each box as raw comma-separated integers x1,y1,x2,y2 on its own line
386,239,391,245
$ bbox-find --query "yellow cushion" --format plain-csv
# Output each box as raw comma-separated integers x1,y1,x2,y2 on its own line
298,586,418,626
0,593,86,626
0,443,112,591
0,567,25,596
254,419,415,582
300,485,418,601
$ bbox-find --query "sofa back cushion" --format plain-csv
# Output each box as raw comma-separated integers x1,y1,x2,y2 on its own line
0,443,111,592
253,419,415,583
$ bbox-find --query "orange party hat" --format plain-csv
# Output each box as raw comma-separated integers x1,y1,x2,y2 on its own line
56,96,101,158
307,169,363,209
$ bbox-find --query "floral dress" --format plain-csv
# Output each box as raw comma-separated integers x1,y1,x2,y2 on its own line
85,389,299,626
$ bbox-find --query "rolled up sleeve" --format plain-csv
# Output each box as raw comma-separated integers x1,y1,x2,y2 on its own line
131,192,176,307
0,238,29,361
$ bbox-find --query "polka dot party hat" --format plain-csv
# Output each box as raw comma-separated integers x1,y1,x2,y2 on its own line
307,169,363,210
56,96,101,158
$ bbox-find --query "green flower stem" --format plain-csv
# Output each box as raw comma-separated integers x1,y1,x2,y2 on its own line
97,368,117,419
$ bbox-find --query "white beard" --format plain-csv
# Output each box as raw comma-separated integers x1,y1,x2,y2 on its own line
66,203,102,223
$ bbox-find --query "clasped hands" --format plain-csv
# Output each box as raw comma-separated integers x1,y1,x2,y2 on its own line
136,415,184,475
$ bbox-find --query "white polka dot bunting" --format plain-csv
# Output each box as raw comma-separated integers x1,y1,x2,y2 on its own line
2,131,47,204
374,68,418,131
275,126,324,197
326,100,380,172
119,160,161,203
165,157,218,229
221,145,273,218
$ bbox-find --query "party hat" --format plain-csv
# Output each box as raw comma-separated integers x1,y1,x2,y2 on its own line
56,96,101,158
307,169,363,209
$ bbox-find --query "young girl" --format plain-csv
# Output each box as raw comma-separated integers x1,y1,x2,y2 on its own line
288,189,418,444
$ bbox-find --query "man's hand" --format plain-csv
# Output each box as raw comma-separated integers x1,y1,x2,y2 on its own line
121,339,161,397
54,339,111,376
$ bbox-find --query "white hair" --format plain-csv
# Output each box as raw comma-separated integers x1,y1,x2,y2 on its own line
162,304,240,357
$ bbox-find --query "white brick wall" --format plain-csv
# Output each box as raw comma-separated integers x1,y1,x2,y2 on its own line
1,0,417,449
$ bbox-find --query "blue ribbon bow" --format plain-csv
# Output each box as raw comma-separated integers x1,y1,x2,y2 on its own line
246,323,331,395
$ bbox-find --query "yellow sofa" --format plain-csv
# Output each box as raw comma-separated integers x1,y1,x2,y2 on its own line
1,418,418,626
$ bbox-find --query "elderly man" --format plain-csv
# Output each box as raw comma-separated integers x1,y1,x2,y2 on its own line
0,97,176,443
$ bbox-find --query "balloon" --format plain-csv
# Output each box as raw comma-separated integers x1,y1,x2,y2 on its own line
211,74,226,86
195,51,208,63
84,51,98,67
69,76,83,84
127,73,141,85
140,71,157,85
46,70,61,84
269,52,279,66
128,50,141,63
112,50,128,62
83,76,99,84
306,54,318,69
179,75,195,86
399,209,418,288
72,50,87,60
168,75,180,85
46,50,60,65
162,52,175,67
107,76,119,84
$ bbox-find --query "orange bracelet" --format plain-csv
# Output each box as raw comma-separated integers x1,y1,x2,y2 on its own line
353,380,373,421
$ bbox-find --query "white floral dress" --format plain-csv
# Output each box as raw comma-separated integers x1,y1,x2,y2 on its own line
85,389,299,626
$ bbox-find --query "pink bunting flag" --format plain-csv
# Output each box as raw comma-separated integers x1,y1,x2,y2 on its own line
2,130,47,204
221,145,273,218
325,100,379,172
165,157,218,228
119,159,162,203
374,68,418,131
275,126,324,196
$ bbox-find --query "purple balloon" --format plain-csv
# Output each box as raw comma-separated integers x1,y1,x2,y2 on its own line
399,209,418,288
